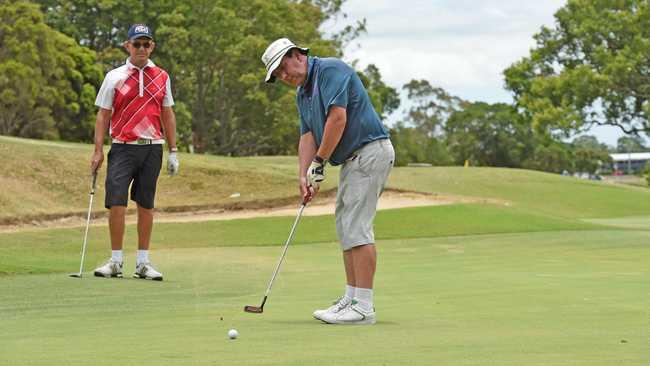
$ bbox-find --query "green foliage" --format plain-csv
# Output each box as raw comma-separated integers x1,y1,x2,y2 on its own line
35,0,179,69
356,64,400,120
617,135,648,152
643,164,650,186
402,79,467,138
157,1,338,155
33,0,367,155
445,102,533,167
387,79,468,166
389,122,452,166
522,141,573,174
570,135,613,174
573,148,611,174
0,1,102,140
504,0,650,136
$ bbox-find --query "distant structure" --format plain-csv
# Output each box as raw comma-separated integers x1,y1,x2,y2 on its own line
609,152,650,174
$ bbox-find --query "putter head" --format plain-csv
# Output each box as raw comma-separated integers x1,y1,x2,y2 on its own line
244,305,264,313
69,273,82,278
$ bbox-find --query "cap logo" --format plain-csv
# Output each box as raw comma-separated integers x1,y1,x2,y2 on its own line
135,25,149,34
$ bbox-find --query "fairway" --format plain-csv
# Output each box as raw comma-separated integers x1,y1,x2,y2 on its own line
1,206,649,365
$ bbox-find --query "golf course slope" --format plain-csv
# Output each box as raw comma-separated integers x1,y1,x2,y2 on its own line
1,135,649,365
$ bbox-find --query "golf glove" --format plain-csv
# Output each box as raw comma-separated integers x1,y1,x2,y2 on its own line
167,152,179,176
306,157,325,189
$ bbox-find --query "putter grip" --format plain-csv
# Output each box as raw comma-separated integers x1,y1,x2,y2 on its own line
302,190,312,205
91,171,98,192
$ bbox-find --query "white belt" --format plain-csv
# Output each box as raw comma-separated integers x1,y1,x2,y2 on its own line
112,138,165,145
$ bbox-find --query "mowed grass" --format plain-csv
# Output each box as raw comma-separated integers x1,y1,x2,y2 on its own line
1,224,649,365
0,205,603,276
388,167,650,218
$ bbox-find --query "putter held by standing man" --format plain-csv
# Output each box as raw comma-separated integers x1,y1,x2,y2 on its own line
261,38,395,324
90,24,179,281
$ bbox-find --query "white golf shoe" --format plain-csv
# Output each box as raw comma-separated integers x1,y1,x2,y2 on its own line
313,297,351,321
93,259,123,278
320,301,376,325
133,262,163,281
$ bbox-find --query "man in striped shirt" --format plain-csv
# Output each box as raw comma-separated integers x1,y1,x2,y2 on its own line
90,24,178,281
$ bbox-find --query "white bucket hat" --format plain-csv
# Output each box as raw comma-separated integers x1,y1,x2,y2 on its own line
261,38,309,83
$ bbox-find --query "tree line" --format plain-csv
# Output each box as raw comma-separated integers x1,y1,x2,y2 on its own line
1,0,648,175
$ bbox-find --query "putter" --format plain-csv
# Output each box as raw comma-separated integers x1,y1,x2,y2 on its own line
69,170,98,278
244,192,311,313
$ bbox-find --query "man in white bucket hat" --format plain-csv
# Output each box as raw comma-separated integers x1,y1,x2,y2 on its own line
261,38,395,325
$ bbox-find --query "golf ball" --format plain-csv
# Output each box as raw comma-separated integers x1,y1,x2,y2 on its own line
228,329,239,339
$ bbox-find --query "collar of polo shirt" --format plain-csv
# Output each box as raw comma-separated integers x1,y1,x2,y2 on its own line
125,58,157,97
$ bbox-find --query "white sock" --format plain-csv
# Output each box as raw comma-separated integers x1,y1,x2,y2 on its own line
355,287,374,311
137,250,149,265
111,250,123,263
343,285,355,303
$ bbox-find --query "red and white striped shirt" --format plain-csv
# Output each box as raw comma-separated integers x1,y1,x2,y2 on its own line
95,59,174,141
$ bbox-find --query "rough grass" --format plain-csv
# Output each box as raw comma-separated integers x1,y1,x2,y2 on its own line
3,135,650,222
0,135,331,221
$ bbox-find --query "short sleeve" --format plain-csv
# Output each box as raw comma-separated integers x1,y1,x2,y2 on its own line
318,66,352,112
94,75,115,109
162,76,174,107
299,110,311,135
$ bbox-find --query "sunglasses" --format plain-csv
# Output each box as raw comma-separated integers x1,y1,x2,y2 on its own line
131,41,152,49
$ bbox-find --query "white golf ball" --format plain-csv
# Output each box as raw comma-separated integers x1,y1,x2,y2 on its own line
228,329,239,339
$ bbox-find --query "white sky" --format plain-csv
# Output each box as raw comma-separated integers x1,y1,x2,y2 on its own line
324,0,626,146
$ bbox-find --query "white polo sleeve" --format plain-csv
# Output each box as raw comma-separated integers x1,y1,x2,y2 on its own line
94,72,116,110
162,77,174,107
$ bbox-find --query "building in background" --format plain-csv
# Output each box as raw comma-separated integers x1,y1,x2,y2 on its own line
609,152,650,174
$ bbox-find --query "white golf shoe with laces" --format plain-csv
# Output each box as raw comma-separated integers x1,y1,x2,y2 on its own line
93,259,123,278
133,262,163,281
320,300,376,325
313,297,351,321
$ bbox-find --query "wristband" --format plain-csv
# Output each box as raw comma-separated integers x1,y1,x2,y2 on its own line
313,155,325,164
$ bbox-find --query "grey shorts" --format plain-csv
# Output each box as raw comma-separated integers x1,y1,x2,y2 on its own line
335,139,395,250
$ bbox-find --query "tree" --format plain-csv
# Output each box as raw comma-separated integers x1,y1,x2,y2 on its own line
389,122,452,166
573,148,611,174
34,0,178,69
156,0,343,155
37,0,365,155
522,141,573,174
571,135,612,174
572,135,609,151
356,64,400,120
444,102,533,167
0,1,102,140
504,0,650,137
401,79,467,138
616,135,647,152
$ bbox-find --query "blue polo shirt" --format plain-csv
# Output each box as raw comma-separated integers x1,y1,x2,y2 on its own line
297,57,389,166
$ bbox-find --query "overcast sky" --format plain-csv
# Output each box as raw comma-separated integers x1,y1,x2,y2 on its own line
324,0,626,146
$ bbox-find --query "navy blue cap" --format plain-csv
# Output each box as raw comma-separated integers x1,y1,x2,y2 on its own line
128,24,153,40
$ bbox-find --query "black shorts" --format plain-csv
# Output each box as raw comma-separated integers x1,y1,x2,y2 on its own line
105,144,163,209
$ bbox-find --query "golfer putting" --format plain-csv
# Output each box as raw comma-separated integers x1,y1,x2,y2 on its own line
261,38,395,324
89,24,179,281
